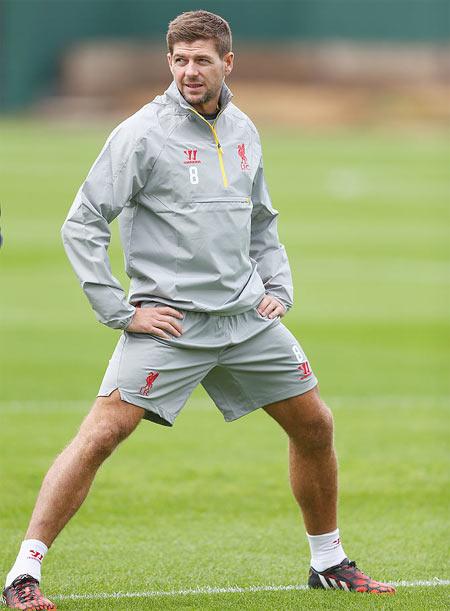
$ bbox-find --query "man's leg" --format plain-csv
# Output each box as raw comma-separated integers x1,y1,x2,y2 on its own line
264,386,337,536
264,387,395,594
3,391,144,608
25,390,144,547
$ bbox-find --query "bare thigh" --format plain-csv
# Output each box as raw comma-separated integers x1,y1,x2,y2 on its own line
78,389,146,448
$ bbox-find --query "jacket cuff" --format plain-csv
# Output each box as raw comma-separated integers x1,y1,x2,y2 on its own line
264,291,292,313
104,308,135,330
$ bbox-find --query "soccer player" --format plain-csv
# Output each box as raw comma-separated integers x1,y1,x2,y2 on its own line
3,11,395,609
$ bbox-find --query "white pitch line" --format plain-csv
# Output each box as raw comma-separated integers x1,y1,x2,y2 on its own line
52,579,450,601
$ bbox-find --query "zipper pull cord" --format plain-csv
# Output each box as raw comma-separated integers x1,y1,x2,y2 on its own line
189,109,228,188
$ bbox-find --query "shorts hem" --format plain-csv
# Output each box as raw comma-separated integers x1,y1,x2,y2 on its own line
97,388,174,427
223,377,319,423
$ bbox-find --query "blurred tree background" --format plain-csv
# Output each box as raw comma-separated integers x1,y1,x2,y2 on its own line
1,0,448,127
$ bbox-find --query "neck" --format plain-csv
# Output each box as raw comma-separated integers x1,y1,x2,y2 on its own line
191,96,220,115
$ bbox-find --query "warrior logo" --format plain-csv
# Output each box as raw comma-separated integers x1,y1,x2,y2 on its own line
237,143,250,171
184,149,201,164
28,550,44,563
292,345,313,380
139,371,160,396
298,361,313,380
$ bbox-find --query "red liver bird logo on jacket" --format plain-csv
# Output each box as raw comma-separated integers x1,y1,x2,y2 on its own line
237,143,250,171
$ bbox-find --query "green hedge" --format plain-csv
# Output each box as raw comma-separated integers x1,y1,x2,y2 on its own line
1,0,448,109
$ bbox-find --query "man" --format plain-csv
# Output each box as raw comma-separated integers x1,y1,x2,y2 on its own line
3,10,395,609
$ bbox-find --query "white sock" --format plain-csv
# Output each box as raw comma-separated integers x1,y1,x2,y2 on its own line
307,528,347,572
5,539,48,589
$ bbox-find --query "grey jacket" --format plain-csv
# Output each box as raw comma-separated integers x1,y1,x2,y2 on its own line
61,81,294,329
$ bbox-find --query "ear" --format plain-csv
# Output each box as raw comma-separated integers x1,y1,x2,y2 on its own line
223,51,234,77
167,52,174,75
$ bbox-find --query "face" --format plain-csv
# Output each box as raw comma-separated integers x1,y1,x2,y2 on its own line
167,39,234,114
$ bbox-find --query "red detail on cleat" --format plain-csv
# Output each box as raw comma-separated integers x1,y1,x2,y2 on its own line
2,575,57,610
309,559,396,595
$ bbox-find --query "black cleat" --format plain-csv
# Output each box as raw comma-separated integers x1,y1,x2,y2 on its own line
2,574,57,609
308,558,396,594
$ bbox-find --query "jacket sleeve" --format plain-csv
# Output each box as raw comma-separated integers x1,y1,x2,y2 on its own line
250,157,294,311
61,122,150,329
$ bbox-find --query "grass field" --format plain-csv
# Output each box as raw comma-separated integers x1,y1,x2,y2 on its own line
0,119,449,609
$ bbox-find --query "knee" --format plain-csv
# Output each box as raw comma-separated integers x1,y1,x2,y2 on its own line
88,424,125,457
76,396,136,460
291,401,334,452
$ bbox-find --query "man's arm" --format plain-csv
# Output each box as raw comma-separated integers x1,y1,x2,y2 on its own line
61,122,150,329
250,156,294,315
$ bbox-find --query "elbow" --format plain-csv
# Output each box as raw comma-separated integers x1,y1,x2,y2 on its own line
60,219,70,246
60,217,78,252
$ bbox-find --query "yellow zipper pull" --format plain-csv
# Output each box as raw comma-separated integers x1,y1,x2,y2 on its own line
189,109,229,188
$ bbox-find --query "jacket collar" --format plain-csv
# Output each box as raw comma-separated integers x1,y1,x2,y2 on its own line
165,80,233,115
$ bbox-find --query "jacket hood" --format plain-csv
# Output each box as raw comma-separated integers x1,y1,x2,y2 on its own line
165,80,233,113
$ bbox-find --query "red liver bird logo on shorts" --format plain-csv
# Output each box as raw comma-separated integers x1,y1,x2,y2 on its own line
140,371,159,396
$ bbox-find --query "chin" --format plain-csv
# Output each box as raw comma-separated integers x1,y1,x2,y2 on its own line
182,90,196,99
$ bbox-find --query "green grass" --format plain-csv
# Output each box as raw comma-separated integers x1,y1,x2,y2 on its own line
0,119,449,609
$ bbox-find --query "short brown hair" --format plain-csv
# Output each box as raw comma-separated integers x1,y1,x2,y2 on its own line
167,10,232,58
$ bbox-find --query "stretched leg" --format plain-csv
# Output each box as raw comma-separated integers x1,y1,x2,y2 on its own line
264,386,337,535
26,390,144,547
3,390,144,609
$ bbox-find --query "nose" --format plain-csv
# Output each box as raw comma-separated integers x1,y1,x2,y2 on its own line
185,61,199,77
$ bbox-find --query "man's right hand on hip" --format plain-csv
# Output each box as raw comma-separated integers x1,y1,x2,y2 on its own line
126,306,184,338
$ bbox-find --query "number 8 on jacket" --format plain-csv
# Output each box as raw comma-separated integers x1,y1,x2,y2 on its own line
189,166,199,184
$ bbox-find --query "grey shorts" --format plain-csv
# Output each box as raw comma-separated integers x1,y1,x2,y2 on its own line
98,303,318,426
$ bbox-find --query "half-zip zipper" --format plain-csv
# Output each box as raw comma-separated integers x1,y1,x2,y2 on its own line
189,108,229,188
